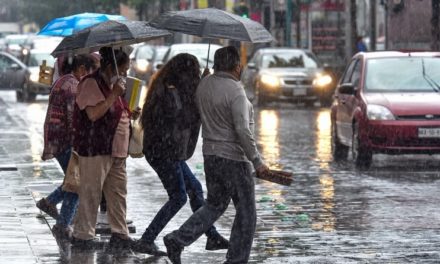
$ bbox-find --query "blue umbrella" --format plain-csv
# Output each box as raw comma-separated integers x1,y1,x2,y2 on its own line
38,12,127,37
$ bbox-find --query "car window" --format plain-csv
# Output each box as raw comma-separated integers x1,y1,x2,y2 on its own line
365,57,440,92
261,51,319,68
0,54,14,69
350,60,362,87
27,52,55,67
340,59,358,84
154,47,168,62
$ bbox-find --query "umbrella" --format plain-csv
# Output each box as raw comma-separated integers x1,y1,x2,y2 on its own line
150,8,273,68
51,20,171,76
38,12,127,37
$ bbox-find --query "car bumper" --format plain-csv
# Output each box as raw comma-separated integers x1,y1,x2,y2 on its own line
28,81,50,95
362,120,440,154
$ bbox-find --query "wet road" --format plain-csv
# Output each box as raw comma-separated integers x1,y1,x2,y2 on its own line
1,91,440,263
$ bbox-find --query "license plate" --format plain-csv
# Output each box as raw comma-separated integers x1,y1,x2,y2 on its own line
418,128,440,138
293,88,306,96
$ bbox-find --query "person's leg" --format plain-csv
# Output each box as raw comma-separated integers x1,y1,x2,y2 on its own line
179,161,222,239
46,148,72,205
167,156,232,247
102,157,129,236
225,162,256,264
73,155,110,240
140,158,187,243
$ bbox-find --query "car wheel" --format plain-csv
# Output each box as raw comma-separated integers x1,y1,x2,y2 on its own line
331,122,348,161
16,90,24,102
23,82,36,102
352,123,372,170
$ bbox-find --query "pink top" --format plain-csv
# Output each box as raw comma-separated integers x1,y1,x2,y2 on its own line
76,78,130,158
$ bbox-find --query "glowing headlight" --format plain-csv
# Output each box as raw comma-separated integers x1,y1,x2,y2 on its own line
367,104,395,120
260,74,280,87
30,72,39,83
135,59,149,73
313,74,332,87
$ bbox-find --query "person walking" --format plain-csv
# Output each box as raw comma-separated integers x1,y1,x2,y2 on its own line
37,54,98,240
133,53,229,256
70,47,138,250
163,46,270,264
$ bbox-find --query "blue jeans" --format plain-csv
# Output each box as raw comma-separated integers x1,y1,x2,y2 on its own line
46,148,79,227
141,159,220,242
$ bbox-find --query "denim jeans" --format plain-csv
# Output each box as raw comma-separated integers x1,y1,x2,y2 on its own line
169,156,256,264
141,159,220,242
45,148,79,227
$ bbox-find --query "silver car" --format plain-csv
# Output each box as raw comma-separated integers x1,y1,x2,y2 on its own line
241,48,334,107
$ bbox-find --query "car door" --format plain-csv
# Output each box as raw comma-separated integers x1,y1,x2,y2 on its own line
0,53,24,89
335,59,361,144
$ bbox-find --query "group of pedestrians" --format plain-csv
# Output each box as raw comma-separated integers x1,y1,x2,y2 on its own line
36,45,269,264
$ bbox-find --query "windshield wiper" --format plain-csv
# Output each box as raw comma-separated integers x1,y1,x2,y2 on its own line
422,58,440,92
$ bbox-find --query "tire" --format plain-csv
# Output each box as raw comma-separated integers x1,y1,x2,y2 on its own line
23,82,36,102
331,122,349,161
16,90,24,102
352,123,372,170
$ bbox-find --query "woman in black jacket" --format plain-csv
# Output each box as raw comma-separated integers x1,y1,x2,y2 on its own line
134,53,228,255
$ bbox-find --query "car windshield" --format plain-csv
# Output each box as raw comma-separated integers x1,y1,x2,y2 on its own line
28,52,55,67
155,47,168,62
365,57,440,92
136,46,154,60
169,45,220,67
261,51,319,69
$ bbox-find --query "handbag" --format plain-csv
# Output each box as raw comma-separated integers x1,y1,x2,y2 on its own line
62,150,80,193
128,119,144,158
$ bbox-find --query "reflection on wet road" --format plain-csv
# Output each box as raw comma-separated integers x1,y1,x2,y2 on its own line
3,92,440,263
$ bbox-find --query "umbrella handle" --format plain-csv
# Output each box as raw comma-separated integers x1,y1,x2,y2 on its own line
206,40,210,70
112,48,120,78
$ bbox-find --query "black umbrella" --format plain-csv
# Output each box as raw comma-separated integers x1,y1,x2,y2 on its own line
51,20,171,76
150,8,273,68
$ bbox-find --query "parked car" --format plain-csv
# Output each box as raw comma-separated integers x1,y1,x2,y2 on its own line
241,48,334,107
16,49,54,102
331,51,440,170
0,51,27,90
4,34,34,61
128,44,169,85
160,43,222,74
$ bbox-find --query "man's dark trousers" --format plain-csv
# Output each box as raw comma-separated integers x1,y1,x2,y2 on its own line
168,155,256,263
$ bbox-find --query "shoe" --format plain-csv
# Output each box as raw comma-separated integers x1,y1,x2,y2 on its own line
36,198,59,219
132,239,167,256
71,236,104,250
52,224,72,241
205,234,229,251
109,233,136,250
163,234,183,264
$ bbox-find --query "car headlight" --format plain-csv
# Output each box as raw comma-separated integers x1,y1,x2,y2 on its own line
260,74,280,88
313,73,332,88
135,59,149,73
367,104,395,120
30,72,39,83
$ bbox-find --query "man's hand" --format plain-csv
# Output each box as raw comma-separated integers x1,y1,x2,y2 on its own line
131,107,141,120
202,67,211,78
256,164,270,178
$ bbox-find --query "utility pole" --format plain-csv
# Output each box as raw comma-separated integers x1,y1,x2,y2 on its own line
286,0,293,46
370,0,377,51
432,0,440,50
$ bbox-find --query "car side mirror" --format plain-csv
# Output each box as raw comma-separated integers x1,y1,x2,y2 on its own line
338,83,356,95
247,62,256,70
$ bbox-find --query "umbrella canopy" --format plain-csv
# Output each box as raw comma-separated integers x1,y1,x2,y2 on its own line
51,20,172,57
150,8,273,43
38,12,127,37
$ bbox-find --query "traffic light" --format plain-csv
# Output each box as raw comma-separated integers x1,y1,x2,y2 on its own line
234,2,249,18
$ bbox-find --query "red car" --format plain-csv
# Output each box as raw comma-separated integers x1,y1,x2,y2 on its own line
331,51,440,169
